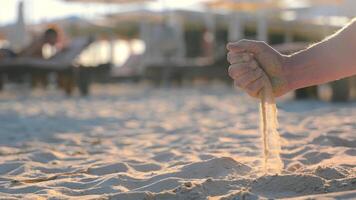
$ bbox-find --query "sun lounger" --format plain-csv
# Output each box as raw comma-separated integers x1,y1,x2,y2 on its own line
0,37,93,95
0,37,92,70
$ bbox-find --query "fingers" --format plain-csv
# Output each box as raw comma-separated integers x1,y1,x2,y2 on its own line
226,41,268,98
227,52,253,64
226,39,266,55
234,66,264,89
234,69,267,98
245,77,264,98
228,61,259,79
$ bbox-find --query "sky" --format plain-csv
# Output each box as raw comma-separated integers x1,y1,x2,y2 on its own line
0,0,204,26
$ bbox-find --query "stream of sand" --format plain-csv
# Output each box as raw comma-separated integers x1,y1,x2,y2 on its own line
260,78,283,173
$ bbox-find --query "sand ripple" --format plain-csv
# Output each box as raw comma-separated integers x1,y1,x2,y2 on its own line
0,85,355,199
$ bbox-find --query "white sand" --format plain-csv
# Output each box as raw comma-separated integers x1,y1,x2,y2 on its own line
0,84,355,199
259,77,283,174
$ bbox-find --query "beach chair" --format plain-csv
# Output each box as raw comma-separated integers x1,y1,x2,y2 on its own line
0,37,93,95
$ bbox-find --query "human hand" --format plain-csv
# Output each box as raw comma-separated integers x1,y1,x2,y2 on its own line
227,39,290,98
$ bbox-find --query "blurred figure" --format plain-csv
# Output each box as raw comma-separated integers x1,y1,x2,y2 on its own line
0,27,62,60
227,18,356,98
19,28,60,58
0,27,65,88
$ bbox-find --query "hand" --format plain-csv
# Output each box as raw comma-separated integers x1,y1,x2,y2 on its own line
227,39,291,98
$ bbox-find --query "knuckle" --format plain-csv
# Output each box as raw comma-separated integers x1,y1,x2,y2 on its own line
229,63,248,77
248,41,265,53
259,41,268,46
238,39,250,47
256,40,265,46
228,65,235,76
227,52,232,62
257,41,268,50
239,39,248,44
227,42,240,50
228,65,238,78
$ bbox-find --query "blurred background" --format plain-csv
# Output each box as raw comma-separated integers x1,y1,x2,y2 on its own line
0,0,355,101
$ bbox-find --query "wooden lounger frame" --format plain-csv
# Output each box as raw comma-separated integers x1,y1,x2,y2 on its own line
0,38,92,95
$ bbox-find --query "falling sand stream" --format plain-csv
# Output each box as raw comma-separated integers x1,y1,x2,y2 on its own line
259,77,283,174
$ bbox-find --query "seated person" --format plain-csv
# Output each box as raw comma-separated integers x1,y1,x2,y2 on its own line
0,28,61,60
0,28,63,88
19,28,60,58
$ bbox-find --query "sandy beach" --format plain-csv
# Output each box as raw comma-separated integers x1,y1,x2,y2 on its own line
0,84,355,199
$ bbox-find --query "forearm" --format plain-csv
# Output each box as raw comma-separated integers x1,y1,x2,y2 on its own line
286,18,356,90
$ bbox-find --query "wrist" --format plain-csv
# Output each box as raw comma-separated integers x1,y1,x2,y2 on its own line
282,53,313,91
281,55,298,92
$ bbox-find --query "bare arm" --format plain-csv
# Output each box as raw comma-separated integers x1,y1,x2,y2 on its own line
286,18,356,90
227,18,356,98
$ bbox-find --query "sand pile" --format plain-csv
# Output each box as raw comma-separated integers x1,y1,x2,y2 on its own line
0,84,355,199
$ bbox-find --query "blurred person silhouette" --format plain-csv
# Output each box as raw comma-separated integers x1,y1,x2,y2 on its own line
0,27,66,87
0,27,63,60
19,27,61,58
227,18,356,98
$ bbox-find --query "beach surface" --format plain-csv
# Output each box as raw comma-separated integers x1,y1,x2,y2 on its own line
0,84,355,199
